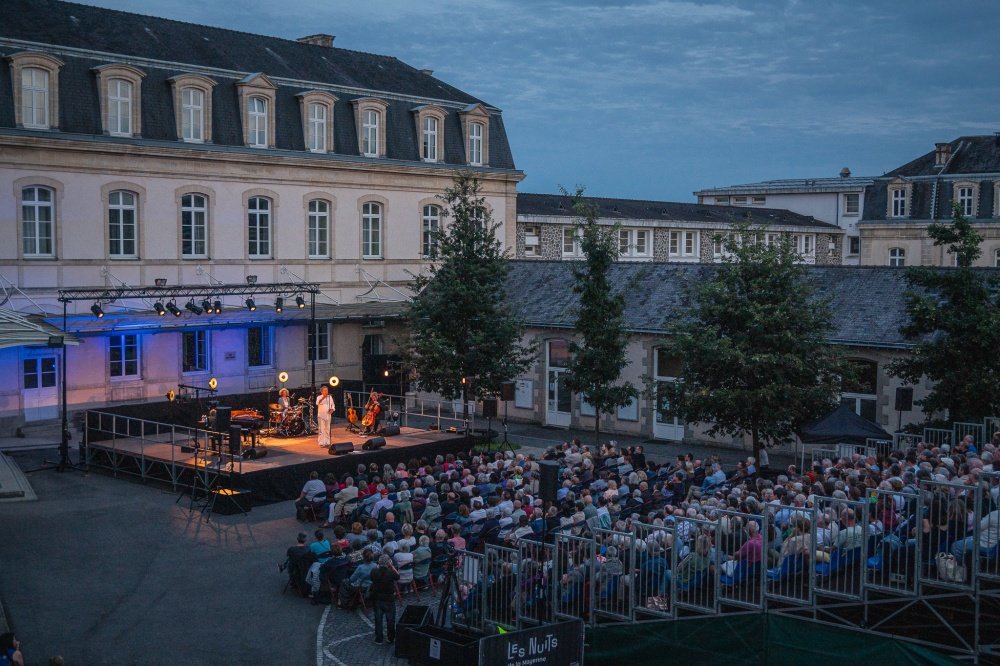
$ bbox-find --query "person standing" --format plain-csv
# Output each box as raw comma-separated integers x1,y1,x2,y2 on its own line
0,633,24,666
370,554,400,645
316,385,335,447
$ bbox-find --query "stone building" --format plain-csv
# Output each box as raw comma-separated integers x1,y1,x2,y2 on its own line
515,192,844,265
0,0,521,431
859,136,1000,267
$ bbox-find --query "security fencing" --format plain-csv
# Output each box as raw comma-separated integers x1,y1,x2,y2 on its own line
923,427,952,448
952,421,985,448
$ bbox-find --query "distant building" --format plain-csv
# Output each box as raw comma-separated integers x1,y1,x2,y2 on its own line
859,136,1000,267
694,169,873,265
515,193,843,265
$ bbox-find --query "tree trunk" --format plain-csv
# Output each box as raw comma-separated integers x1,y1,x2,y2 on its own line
595,411,601,449
751,418,761,463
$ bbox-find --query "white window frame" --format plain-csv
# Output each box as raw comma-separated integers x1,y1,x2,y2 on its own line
307,199,330,258
956,186,975,217
751,195,766,206
794,234,815,256
890,188,907,218
995,248,1000,268
21,67,49,129
669,230,698,258
468,121,484,166
362,109,379,157
247,196,271,258
523,225,540,257
182,330,209,374
307,102,326,153
561,227,582,258
422,116,438,162
888,247,905,267
248,97,268,148
181,87,204,142
21,186,54,258
618,228,652,259
107,78,132,136
714,196,730,204
422,204,440,258
108,190,137,258
109,333,140,379
308,322,331,363
848,236,860,256
362,202,383,259
247,326,273,368
843,193,860,216
23,356,57,390
180,193,207,259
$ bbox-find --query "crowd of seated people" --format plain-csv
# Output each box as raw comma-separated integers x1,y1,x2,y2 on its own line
281,432,999,618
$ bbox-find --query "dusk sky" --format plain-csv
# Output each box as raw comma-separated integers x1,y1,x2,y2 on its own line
87,0,1000,201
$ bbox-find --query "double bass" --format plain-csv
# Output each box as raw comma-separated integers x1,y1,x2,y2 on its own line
361,391,382,429
346,393,359,426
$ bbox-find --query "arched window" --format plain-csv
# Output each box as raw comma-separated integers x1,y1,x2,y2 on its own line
422,204,440,258
888,247,905,267
21,186,54,257
307,102,327,152
248,97,268,147
181,87,204,142
362,202,382,259
842,359,878,422
180,193,207,258
422,116,438,161
362,109,380,157
247,196,271,257
107,79,133,136
308,199,330,258
108,190,137,258
21,67,49,129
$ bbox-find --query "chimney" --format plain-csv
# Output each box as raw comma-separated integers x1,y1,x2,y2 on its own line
934,142,952,167
839,167,851,178
419,69,434,76
296,34,335,48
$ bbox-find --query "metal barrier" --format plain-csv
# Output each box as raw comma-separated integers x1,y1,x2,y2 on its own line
985,417,1000,442
592,528,635,623
813,497,868,600
632,523,674,619
865,488,919,596
345,389,479,433
552,532,596,625
975,472,1000,581
670,516,719,614
923,427,952,448
483,544,520,628
893,432,922,450
919,479,976,591
516,540,554,626
715,509,766,610
952,421,985,448
764,505,815,606
448,549,487,633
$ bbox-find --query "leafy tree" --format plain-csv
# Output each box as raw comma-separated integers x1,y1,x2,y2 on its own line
662,221,847,459
562,189,637,446
401,174,535,421
888,203,1000,422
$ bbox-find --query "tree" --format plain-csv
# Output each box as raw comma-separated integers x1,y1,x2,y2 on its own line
888,203,1000,422
662,221,847,460
401,174,535,421
562,189,637,446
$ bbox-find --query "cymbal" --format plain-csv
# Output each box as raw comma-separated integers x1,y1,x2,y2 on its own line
269,403,281,410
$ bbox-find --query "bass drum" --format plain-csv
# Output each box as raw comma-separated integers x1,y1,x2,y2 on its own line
279,414,306,436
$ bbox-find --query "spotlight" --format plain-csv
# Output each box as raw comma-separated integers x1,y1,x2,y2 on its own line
167,301,182,317
154,278,167,287
186,301,203,316
154,301,166,316
274,297,284,313
246,275,257,285
295,295,306,309
91,303,104,318
213,300,222,314
245,298,256,312
384,369,390,377
201,299,212,314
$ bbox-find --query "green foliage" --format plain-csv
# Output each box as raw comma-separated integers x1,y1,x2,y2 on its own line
562,189,637,442
662,220,847,456
401,175,535,407
888,204,1000,421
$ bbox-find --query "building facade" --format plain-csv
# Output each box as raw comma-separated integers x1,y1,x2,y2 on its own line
859,136,1000,268
694,170,873,265
0,0,521,431
515,193,844,265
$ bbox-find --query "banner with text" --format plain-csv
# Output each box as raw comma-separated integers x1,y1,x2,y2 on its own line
478,619,584,666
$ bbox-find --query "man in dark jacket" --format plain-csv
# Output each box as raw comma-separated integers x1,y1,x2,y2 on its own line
370,554,400,644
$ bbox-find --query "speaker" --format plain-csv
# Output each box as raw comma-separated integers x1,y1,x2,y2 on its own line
215,405,232,431
362,436,386,451
895,387,913,412
501,382,516,402
381,424,401,437
242,445,267,460
537,460,559,503
482,399,498,419
228,425,242,455
329,441,354,455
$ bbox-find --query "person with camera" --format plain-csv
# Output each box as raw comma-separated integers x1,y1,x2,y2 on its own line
369,554,400,645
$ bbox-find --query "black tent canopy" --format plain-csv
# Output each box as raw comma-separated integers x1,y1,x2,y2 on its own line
799,404,892,446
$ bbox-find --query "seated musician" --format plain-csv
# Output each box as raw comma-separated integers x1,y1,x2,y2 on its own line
362,389,384,434
278,388,292,411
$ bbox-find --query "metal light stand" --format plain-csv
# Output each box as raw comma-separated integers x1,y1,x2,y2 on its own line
435,545,463,628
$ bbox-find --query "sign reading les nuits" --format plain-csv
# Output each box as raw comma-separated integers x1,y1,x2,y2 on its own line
478,619,584,666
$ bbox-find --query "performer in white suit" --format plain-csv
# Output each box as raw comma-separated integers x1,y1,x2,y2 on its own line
315,385,335,447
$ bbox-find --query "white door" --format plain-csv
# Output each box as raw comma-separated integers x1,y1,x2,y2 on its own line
545,339,572,427
652,349,684,441
23,355,59,421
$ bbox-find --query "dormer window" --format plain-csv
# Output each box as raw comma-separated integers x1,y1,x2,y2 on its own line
168,74,216,143
297,90,337,154
412,105,446,163
352,98,389,158
248,98,268,147
468,122,483,165
953,181,979,218
460,104,491,167
363,110,378,156
887,180,911,218
236,73,277,148
7,51,63,130
21,68,50,129
93,64,145,137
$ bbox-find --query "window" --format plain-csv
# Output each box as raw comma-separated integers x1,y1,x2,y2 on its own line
618,229,651,258
793,234,815,256
422,204,440,258
107,79,133,136
248,97,268,148
733,196,748,206
955,184,977,217
888,247,905,267
247,327,272,367
21,186,54,257
460,104,490,166
841,359,878,422
308,323,330,362
765,233,781,247
468,122,483,165
362,109,379,157
361,202,382,259
180,193,207,258
890,187,907,217
362,334,384,357
307,199,330,258
180,87,204,142
562,227,582,258
668,230,698,258
843,193,860,216
109,334,139,379
523,225,540,257
751,196,766,206
23,357,56,389
617,396,638,421
849,236,860,255
247,196,271,258
714,196,730,204
422,116,438,161
995,248,1000,268
108,190,137,258
182,331,208,373
307,102,326,152
21,67,49,129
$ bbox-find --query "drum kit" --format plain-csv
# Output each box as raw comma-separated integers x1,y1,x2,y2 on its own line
268,397,312,437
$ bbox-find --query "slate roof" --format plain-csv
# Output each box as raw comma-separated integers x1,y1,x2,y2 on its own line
695,176,873,196
517,193,841,230
0,0,516,170
887,136,1000,178
502,260,923,348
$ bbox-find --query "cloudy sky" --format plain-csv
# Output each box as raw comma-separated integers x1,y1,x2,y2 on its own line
88,0,1000,200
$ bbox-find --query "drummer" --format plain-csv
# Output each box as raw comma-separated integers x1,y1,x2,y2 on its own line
277,387,292,411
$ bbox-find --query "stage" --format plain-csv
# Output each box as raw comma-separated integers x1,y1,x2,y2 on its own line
83,417,470,503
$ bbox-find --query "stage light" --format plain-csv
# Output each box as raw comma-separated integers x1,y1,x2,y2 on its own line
167,301,182,317
329,376,340,387
246,275,257,285
278,371,289,383
213,300,222,314
295,295,306,309
201,299,212,314
154,278,167,287
245,298,256,312
90,303,104,318
186,301,203,315
154,301,166,316
274,297,284,313
384,369,390,377
208,377,218,390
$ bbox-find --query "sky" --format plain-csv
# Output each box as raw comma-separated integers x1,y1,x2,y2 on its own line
86,0,1000,201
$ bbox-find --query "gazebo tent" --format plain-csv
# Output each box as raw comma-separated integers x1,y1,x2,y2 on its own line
799,404,892,446
0,309,79,349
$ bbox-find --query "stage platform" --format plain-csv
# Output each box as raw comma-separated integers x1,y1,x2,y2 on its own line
83,420,470,503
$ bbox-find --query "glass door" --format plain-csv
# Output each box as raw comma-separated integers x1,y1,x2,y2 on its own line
23,355,59,421
545,340,572,427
